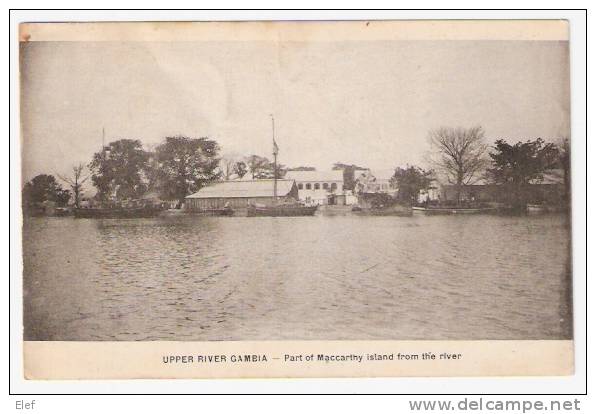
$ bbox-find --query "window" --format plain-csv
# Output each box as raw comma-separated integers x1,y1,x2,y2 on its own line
298,183,303,190
305,183,312,190
314,183,320,190
323,183,329,190
331,183,338,191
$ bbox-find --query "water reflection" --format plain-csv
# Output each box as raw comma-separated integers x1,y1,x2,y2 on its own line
23,214,572,341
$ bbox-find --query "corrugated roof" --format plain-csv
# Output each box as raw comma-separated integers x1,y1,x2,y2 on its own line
284,170,344,182
186,179,296,199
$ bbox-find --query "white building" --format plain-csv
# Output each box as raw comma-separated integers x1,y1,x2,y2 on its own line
355,169,397,195
284,170,345,205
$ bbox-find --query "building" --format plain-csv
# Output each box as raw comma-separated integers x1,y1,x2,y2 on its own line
440,183,499,203
284,170,345,205
439,169,566,205
185,179,298,210
354,169,397,195
417,186,441,203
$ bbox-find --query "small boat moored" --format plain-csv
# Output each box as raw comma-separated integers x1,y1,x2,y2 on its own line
352,205,412,216
193,206,235,216
412,206,497,215
526,204,566,214
247,203,317,217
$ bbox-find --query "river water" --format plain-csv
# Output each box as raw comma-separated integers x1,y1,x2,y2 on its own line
22,213,572,341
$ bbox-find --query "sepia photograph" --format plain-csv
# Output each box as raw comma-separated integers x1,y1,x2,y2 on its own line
17,19,575,379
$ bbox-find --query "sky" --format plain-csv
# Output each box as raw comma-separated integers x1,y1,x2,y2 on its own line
20,39,570,181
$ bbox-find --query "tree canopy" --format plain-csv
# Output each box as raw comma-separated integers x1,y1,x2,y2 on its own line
22,174,71,208
245,155,285,179
391,166,434,204
487,138,560,208
428,126,488,204
232,160,248,178
557,138,570,203
245,155,270,179
89,139,150,201
487,138,559,186
154,136,221,203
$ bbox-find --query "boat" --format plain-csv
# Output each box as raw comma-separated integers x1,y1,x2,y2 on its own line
526,204,565,214
527,204,548,214
193,207,235,216
352,205,412,216
161,208,186,216
245,115,317,218
161,208,234,217
26,205,73,217
247,203,317,217
74,206,164,219
412,206,497,215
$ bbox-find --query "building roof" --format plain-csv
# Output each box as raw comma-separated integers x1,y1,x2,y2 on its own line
284,170,344,182
186,179,296,199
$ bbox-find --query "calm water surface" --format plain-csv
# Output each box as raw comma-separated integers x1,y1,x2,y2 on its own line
23,213,572,341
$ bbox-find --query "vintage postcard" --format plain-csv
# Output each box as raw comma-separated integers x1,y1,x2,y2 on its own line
19,20,573,379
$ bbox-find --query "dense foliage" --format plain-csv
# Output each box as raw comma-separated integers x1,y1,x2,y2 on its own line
391,166,434,204
487,138,560,208
89,139,151,201
22,174,71,208
154,136,221,204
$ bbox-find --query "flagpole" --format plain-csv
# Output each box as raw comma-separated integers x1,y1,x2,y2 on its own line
271,114,278,201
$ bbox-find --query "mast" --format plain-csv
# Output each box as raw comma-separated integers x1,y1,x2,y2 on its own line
271,114,278,201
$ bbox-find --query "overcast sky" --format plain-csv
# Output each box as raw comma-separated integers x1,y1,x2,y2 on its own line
20,40,569,181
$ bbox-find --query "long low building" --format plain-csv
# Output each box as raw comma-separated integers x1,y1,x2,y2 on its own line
439,169,566,204
185,179,299,210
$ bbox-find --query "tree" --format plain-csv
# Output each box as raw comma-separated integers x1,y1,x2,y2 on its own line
558,138,570,204
154,135,221,205
245,155,270,179
391,166,434,205
333,162,367,191
57,163,90,208
264,161,286,179
243,155,286,179
22,174,71,209
487,138,560,208
428,126,488,205
143,152,162,194
233,161,248,178
89,139,151,202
